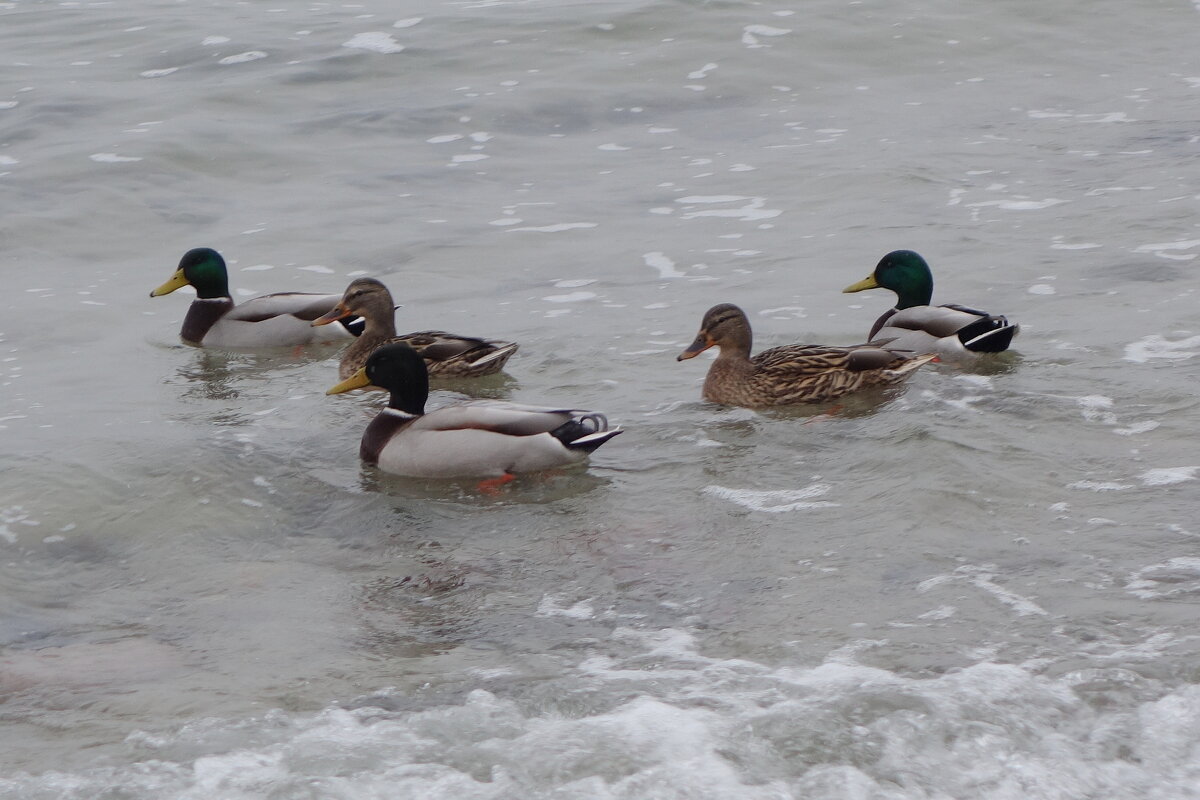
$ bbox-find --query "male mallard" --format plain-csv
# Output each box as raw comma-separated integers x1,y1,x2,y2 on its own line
843,250,1018,361
311,277,518,379
677,303,936,408
150,247,361,348
327,343,621,480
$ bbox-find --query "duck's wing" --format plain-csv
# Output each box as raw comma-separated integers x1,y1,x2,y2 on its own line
396,331,519,375
751,344,863,377
877,305,1017,355
414,401,606,437
881,305,987,338
200,292,354,347
223,292,345,323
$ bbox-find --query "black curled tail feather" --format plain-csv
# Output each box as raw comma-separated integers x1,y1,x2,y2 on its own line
550,414,622,453
956,316,1018,353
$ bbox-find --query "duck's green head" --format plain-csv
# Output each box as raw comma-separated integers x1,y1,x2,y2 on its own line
328,343,428,415
150,247,230,299
843,250,934,309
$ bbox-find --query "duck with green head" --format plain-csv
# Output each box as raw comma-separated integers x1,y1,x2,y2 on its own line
150,247,362,348
327,343,621,482
843,250,1018,361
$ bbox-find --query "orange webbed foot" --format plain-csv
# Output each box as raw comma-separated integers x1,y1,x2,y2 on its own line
803,403,844,424
477,473,516,495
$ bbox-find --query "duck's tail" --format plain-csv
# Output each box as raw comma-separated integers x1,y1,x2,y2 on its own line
550,413,623,453
956,316,1018,353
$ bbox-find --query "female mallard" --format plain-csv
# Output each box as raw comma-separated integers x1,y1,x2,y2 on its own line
327,343,621,481
677,303,936,408
311,278,518,379
843,250,1018,361
150,247,361,348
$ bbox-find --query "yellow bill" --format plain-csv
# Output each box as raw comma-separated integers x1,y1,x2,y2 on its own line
842,275,880,293
150,268,190,297
327,366,372,395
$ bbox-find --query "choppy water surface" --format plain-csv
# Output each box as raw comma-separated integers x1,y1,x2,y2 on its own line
3,0,1200,796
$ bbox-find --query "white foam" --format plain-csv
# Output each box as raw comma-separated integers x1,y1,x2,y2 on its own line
1134,238,1200,256
967,198,1065,211
1114,420,1159,436
1028,283,1056,295
742,24,791,48
543,292,595,303
1127,558,1200,599
21,630,1196,799
1123,334,1200,362
299,265,334,274
675,195,781,222
507,223,597,233
202,36,231,45
643,251,685,279
536,595,596,619
90,153,141,162
1068,480,1132,492
450,153,488,163
919,564,1048,616
342,33,404,54
0,505,38,544
1077,395,1117,425
703,483,839,513
140,68,178,78
218,51,268,65
427,134,462,143
1141,467,1199,486
393,17,422,28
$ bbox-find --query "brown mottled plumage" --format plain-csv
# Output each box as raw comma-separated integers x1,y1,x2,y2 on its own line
312,278,518,380
676,303,936,408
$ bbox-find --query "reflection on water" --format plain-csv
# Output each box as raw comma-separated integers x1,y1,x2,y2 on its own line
172,350,253,402
356,463,615,506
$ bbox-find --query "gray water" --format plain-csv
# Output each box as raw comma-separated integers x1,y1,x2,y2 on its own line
3,0,1200,797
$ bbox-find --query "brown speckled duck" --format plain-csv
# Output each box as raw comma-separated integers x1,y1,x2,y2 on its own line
677,303,936,408
312,278,519,380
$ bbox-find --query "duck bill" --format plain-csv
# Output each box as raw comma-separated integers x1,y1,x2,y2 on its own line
312,302,352,327
842,275,880,293
677,332,714,361
326,367,372,395
150,268,189,297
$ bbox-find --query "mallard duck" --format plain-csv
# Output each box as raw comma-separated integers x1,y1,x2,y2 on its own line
327,343,621,480
677,303,936,407
843,250,1018,361
311,277,518,379
150,247,362,348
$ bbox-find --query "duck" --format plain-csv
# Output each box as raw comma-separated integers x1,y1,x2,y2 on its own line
842,250,1018,361
676,303,936,408
150,247,363,348
327,343,621,482
311,277,519,380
